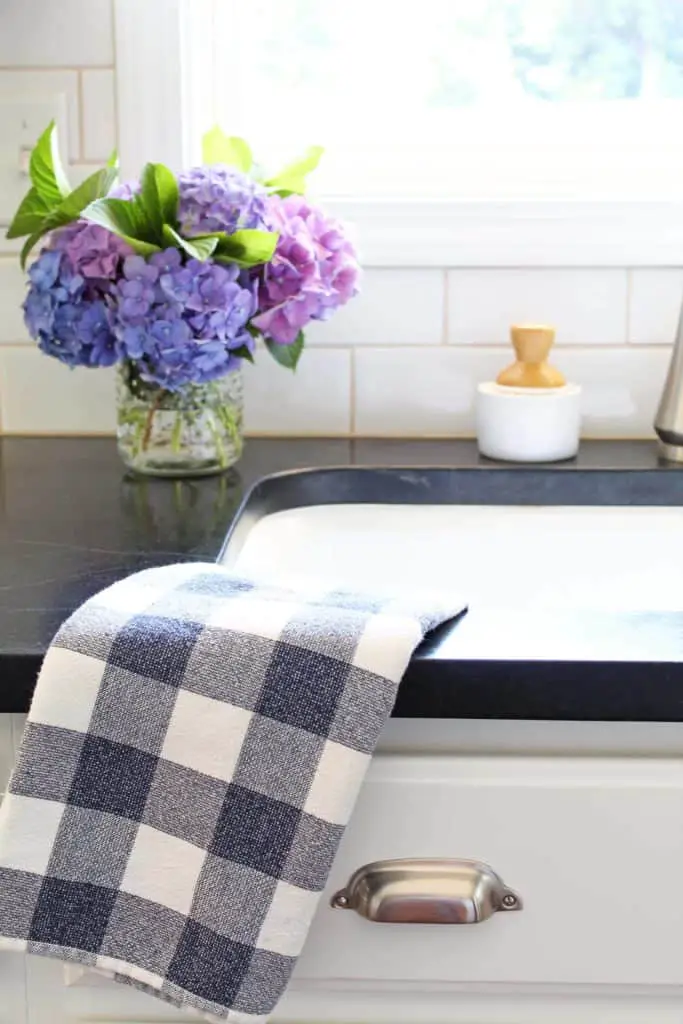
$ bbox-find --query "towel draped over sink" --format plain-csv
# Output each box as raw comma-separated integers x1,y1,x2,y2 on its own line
0,562,462,1022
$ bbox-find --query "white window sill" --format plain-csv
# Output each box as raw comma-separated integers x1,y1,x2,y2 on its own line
323,200,683,268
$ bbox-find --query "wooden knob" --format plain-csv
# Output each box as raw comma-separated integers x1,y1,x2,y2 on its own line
496,324,566,389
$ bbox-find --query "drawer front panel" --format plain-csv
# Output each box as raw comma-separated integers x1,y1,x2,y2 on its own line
295,755,683,987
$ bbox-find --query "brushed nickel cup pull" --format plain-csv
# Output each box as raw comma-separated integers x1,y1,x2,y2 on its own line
331,858,522,924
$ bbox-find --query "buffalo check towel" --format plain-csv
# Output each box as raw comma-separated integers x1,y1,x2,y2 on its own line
0,562,462,1022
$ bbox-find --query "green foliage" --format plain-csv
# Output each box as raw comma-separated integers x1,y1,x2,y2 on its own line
162,224,218,260
140,163,179,230
82,163,278,267
18,160,121,268
6,122,121,267
55,162,120,223
28,121,70,204
5,187,51,239
265,145,324,196
81,196,161,256
265,331,305,370
201,124,324,196
8,122,286,275
230,344,255,363
202,126,252,171
211,228,279,268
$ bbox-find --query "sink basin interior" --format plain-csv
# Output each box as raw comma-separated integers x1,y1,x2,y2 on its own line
228,504,683,612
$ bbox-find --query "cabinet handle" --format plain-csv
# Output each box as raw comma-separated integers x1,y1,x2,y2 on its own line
331,858,522,924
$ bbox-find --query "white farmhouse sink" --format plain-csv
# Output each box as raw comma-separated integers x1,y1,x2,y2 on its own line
230,504,683,613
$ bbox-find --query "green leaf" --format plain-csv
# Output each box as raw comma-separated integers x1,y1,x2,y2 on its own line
202,126,252,171
17,162,120,266
140,163,179,232
211,228,278,268
265,145,324,196
29,120,70,204
20,230,47,270
5,187,51,239
231,343,254,363
265,331,305,371
52,163,120,225
81,197,161,255
162,224,218,261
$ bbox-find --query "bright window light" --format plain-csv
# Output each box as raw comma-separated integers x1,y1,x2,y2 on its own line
214,0,683,199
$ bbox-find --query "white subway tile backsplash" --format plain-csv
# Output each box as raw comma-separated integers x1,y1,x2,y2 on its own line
560,347,671,438
306,269,444,346
0,236,20,256
0,349,116,433
354,347,507,436
0,261,28,342
354,345,670,439
628,269,683,346
81,69,116,161
0,70,80,161
244,348,351,435
0,0,113,67
448,269,628,346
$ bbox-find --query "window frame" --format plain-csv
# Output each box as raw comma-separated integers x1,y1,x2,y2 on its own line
113,0,683,268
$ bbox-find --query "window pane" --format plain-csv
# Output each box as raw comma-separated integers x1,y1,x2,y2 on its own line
222,1,683,124
216,0,683,197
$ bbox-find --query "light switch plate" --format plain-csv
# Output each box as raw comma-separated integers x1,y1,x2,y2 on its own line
0,94,69,224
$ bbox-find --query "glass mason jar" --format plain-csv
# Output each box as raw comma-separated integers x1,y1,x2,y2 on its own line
116,361,244,477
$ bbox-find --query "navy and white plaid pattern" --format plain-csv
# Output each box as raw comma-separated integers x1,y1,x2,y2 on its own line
0,562,461,1022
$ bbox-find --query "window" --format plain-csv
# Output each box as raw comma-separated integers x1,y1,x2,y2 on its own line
214,0,683,200
113,0,683,265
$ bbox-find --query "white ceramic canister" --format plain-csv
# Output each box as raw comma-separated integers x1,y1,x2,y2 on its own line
475,324,582,463
476,381,582,462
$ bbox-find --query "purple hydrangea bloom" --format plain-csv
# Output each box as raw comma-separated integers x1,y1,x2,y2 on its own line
52,221,131,283
108,180,139,201
23,249,118,368
252,195,360,346
177,165,269,235
111,249,256,390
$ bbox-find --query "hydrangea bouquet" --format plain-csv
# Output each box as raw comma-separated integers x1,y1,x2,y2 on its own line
6,124,360,476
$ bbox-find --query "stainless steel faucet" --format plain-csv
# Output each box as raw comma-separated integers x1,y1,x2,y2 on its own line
654,298,683,462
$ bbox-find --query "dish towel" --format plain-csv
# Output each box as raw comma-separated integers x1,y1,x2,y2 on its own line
0,562,462,1022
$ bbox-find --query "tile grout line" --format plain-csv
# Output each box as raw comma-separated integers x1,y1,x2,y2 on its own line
349,347,357,435
0,341,674,353
441,268,449,345
0,428,657,441
77,70,85,163
0,65,115,72
110,0,120,150
624,268,633,345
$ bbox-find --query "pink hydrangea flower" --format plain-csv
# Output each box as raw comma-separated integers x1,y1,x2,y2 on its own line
252,195,360,346
53,222,131,283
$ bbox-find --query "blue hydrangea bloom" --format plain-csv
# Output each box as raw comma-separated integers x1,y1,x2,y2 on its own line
178,165,268,236
23,250,118,368
111,249,256,390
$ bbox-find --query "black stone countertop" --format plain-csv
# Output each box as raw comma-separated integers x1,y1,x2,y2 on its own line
2,437,683,719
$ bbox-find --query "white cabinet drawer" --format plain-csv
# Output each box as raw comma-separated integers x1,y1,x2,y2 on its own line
7,746,683,1023
0,715,20,795
0,715,26,1024
296,755,683,988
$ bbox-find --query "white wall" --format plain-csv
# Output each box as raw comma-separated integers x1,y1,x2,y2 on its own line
0,0,117,435
0,0,678,439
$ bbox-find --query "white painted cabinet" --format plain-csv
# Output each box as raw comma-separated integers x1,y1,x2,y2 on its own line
4,715,683,1023
0,716,25,1024
302,755,683,988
